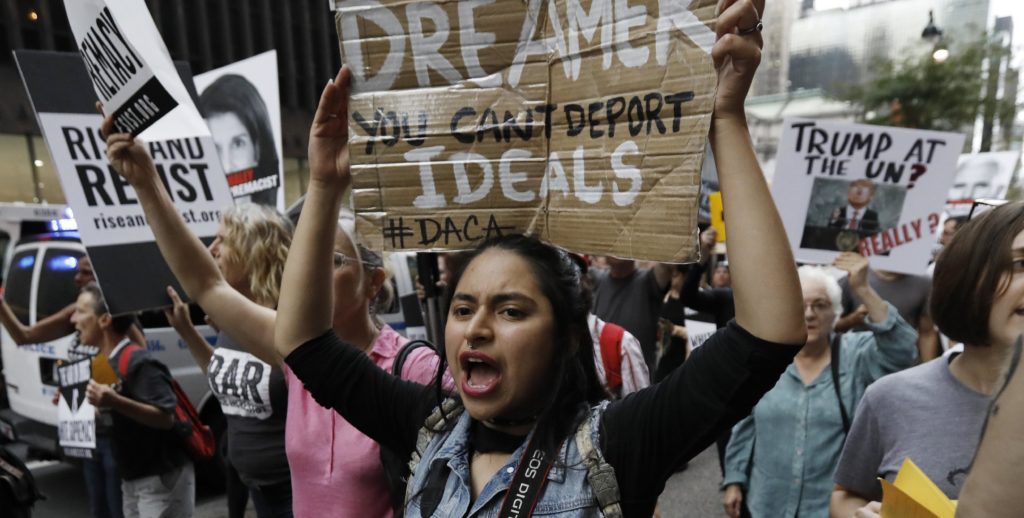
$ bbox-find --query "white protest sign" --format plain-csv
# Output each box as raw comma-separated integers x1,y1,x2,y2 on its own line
772,119,964,276
949,151,1020,201
687,319,716,351
62,0,209,140
194,51,284,210
17,50,235,314
57,358,95,458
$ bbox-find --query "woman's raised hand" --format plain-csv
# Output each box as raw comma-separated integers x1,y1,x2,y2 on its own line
308,66,353,191
712,0,764,121
833,252,870,291
98,101,157,185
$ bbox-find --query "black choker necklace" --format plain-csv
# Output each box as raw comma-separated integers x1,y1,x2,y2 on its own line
486,414,538,427
470,420,529,454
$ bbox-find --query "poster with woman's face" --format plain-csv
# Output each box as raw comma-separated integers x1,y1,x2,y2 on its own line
194,51,284,210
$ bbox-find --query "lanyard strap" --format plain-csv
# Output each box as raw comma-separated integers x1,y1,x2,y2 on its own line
497,436,556,518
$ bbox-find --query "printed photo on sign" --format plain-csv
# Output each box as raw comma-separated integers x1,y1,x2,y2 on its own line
62,0,209,141
195,51,284,210
949,151,1019,201
772,118,964,275
58,358,96,458
799,178,906,253
336,0,719,262
208,348,274,420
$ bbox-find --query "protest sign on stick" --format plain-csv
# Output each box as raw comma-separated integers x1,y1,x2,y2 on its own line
333,0,718,262
772,118,964,275
62,0,209,141
16,50,234,314
195,51,285,210
57,358,95,459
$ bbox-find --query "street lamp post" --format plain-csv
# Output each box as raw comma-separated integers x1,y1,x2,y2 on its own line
921,10,948,63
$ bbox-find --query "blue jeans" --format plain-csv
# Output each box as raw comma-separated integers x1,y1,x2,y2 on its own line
81,436,123,518
249,479,293,518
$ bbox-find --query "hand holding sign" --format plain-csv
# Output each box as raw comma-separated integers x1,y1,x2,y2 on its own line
712,0,764,122
308,67,352,193
99,102,156,187
833,252,869,290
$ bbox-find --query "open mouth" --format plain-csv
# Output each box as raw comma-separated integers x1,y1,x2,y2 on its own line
459,351,502,397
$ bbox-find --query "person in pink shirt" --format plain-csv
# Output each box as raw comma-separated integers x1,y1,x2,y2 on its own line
101,109,448,517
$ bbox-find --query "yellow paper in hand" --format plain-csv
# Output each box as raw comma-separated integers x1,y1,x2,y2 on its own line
880,458,956,518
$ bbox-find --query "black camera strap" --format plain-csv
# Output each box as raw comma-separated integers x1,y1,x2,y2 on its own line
498,436,556,518
830,334,851,436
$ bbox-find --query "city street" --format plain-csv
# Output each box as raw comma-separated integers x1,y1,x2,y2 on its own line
27,447,724,517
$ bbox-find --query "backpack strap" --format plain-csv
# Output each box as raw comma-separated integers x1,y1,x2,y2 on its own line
391,340,435,378
830,334,851,435
115,343,145,380
405,398,464,504
575,409,623,518
599,322,625,390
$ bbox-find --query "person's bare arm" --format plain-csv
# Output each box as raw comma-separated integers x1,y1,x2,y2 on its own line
0,299,75,345
101,109,279,367
833,253,887,324
956,341,1024,517
710,8,805,345
916,313,940,362
276,67,351,356
86,380,174,430
834,305,868,333
830,486,872,518
165,287,214,374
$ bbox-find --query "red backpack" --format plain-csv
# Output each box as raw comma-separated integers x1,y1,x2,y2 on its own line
599,322,626,391
115,343,216,462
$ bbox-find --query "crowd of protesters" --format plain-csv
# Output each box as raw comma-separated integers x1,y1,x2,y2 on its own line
2,0,1022,517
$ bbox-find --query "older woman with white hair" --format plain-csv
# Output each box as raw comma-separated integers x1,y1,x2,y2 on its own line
722,252,919,518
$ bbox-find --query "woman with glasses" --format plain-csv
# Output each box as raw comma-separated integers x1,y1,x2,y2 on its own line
722,252,918,518
99,109,446,517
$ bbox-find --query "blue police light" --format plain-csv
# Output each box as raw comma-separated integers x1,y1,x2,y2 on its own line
16,255,35,270
48,255,79,272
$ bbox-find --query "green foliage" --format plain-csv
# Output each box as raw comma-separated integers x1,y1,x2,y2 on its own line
843,35,1017,142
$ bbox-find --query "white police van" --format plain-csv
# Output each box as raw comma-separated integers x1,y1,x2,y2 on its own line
1,203,428,469
0,204,223,486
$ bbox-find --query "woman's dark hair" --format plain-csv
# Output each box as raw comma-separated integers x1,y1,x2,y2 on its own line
80,282,135,335
932,201,1024,346
199,74,279,205
435,235,606,457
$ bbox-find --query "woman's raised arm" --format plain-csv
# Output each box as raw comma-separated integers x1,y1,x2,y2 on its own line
275,67,352,356
101,108,279,366
710,0,805,346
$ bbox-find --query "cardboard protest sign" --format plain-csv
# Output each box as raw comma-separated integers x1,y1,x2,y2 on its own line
57,358,95,459
195,51,285,210
333,0,718,262
16,50,234,314
773,118,964,276
948,151,1019,202
62,0,209,141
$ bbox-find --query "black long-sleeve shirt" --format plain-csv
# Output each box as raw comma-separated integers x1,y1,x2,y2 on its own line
285,321,800,517
681,261,735,329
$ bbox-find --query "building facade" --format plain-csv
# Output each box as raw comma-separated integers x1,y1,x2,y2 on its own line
0,0,342,204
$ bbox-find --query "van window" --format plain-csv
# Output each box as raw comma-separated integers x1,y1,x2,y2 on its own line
4,250,36,325
37,248,84,321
